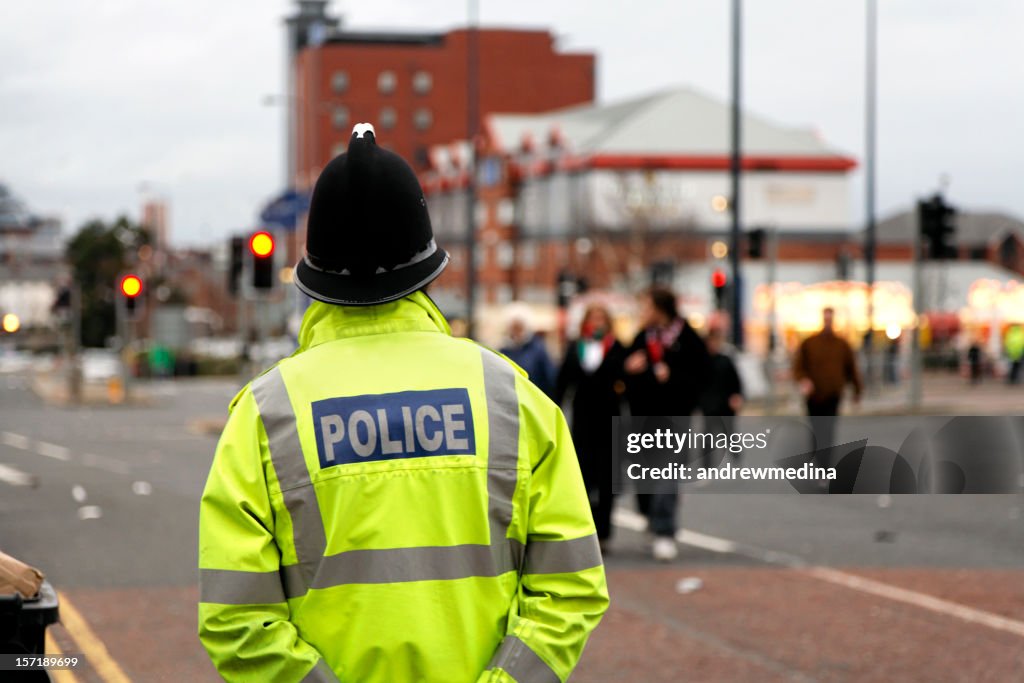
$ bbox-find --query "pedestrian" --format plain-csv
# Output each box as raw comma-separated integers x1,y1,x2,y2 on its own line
885,334,901,385
1004,324,1023,385
623,287,710,561
793,307,862,465
555,303,626,552
499,305,557,398
967,337,984,384
698,326,744,470
198,124,608,683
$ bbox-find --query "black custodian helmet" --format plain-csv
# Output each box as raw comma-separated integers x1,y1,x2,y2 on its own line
293,123,449,306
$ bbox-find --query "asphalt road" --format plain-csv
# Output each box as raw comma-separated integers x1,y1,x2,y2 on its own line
1,371,1022,682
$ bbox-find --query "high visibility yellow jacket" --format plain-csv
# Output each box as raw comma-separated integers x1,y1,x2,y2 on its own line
198,292,608,682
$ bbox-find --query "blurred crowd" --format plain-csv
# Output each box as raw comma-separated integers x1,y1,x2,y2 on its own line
497,287,744,562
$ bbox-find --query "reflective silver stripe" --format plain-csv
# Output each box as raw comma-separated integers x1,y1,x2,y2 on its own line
199,568,286,605
301,659,340,683
304,238,438,275
252,367,326,593
480,350,521,570
487,635,561,683
280,563,306,600
252,355,523,599
311,543,511,588
524,534,603,575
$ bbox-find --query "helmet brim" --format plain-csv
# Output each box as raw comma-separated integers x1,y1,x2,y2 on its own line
293,248,449,306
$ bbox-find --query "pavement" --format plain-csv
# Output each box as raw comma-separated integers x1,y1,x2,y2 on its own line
748,371,1024,416
1,369,1022,682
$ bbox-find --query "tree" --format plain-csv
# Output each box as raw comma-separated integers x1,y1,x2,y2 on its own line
65,216,151,347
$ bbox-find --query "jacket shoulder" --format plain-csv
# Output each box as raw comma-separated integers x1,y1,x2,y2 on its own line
227,358,290,412
457,338,528,379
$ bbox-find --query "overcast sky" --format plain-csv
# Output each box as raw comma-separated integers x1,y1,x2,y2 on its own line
2,0,1022,246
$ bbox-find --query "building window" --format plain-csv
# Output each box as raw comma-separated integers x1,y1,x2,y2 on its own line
413,108,433,131
379,107,397,130
331,106,349,130
497,243,514,269
378,70,397,94
331,71,349,94
519,242,537,268
412,71,433,95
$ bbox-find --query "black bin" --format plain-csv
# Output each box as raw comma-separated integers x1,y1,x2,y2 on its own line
1,580,60,682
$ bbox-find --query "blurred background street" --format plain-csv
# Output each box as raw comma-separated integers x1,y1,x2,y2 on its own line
2,369,1022,680
3,0,1024,680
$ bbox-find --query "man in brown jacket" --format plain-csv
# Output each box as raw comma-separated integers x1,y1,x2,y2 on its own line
794,308,862,464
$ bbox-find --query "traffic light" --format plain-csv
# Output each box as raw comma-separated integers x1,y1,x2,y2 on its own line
250,231,275,290
2,313,20,334
556,270,578,308
120,274,143,319
650,260,675,287
711,269,728,310
919,193,957,260
748,228,766,259
228,236,244,295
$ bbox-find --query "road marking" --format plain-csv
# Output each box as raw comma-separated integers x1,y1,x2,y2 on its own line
72,485,87,503
0,462,36,487
36,441,72,461
611,508,647,531
612,507,1024,639
81,453,131,475
678,529,739,554
802,566,1024,639
77,505,103,520
57,591,131,683
45,630,82,683
1,431,31,449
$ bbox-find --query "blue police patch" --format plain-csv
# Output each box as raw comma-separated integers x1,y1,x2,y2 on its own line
311,388,476,468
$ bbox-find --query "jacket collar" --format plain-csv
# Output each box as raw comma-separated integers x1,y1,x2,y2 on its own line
297,290,451,351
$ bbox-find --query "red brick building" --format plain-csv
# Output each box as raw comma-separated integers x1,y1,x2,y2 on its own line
292,28,595,186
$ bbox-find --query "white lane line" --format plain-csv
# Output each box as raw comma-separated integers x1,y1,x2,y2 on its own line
81,453,131,475
612,507,1024,639
678,529,740,555
0,463,36,487
35,441,72,461
77,505,102,520
612,508,647,531
802,566,1024,639
1,431,31,449
72,485,87,503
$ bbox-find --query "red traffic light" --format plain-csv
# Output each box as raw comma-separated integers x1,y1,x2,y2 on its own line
120,274,143,298
250,231,275,258
711,269,728,289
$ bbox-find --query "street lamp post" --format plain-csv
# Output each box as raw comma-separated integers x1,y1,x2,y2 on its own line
464,0,480,335
729,0,744,349
864,0,879,391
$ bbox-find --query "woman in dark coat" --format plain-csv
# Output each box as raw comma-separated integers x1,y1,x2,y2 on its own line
623,287,710,561
555,304,625,549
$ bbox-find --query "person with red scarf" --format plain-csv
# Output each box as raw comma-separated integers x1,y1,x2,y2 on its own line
623,287,710,561
555,304,626,551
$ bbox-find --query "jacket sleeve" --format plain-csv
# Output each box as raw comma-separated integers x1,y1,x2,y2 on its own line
553,344,577,407
844,342,864,396
479,391,610,683
728,356,744,399
198,390,338,683
793,340,808,381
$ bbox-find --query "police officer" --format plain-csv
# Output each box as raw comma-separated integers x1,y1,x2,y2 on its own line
198,124,608,682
